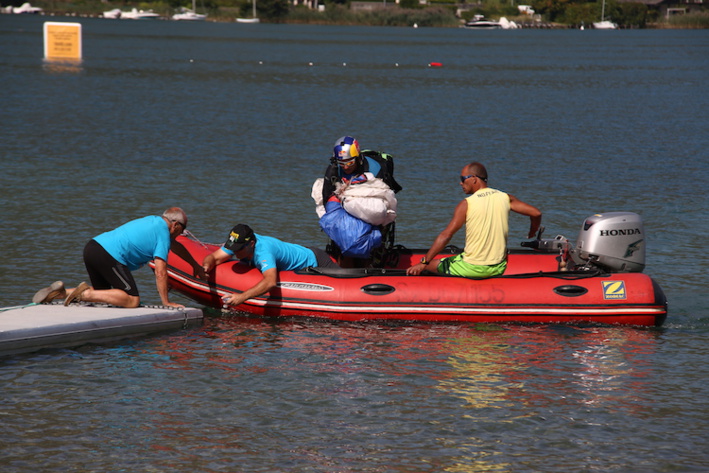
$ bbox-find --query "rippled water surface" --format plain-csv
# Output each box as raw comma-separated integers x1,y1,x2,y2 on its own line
1,15,708,472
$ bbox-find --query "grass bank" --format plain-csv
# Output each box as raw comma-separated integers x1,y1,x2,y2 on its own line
653,12,709,29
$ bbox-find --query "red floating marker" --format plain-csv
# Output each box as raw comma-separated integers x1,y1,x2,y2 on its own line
429,62,443,67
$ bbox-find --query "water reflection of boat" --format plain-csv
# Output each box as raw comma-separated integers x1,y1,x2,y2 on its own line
156,212,667,327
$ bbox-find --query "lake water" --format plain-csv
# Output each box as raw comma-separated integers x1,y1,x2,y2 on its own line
1,15,708,472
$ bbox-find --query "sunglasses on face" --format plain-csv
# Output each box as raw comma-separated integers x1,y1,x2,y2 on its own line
460,174,478,183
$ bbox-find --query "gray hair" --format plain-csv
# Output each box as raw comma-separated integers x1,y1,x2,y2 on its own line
162,207,187,227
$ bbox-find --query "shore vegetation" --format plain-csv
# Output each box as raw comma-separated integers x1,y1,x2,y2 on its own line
3,0,707,28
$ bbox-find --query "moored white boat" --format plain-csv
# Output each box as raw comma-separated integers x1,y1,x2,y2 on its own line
102,8,122,19
173,9,206,20
10,2,43,13
463,14,502,29
236,0,259,23
498,17,519,29
121,8,161,19
172,0,206,21
593,0,617,29
593,20,618,29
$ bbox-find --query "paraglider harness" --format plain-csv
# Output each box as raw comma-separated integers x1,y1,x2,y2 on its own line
326,150,403,268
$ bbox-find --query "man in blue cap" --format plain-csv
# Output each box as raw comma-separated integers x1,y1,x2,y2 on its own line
201,224,339,307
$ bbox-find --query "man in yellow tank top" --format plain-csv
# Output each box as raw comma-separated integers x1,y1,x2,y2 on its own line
407,162,541,279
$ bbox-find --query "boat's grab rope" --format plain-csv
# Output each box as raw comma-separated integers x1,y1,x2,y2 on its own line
303,266,605,280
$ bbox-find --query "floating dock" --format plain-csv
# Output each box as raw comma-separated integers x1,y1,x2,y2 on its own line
0,302,203,357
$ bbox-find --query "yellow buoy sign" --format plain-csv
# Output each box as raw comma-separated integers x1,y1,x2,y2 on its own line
43,22,82,61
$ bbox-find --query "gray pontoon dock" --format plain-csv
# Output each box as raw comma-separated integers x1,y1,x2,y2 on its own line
0,302,203,357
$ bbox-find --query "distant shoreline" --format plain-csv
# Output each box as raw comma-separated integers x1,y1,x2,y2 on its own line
3,8,707,29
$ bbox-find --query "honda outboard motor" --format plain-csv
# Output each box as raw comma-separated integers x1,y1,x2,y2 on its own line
574,212,645,272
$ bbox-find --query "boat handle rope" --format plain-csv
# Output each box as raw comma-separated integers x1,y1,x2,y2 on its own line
502,269,604,280
182,229,213,249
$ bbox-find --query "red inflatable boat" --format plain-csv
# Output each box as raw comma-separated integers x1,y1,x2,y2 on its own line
157,212,667,327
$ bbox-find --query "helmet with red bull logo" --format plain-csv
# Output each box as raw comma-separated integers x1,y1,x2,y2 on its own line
333,136,360,165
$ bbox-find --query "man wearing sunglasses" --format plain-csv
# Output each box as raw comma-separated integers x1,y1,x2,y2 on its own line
32,207,188,308
406,162,541,278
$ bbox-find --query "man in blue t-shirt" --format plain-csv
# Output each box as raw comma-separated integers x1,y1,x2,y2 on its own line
201,224,339,307
32,207,188,308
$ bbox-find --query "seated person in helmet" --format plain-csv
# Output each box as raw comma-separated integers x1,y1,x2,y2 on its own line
320,136,401,266
322,136,399,203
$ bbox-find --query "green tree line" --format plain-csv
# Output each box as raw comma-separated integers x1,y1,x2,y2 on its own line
8,0,709,28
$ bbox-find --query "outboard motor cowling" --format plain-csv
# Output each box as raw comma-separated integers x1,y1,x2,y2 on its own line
575,212,646,272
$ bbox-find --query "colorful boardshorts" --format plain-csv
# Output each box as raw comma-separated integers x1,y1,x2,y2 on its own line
437,254,507,279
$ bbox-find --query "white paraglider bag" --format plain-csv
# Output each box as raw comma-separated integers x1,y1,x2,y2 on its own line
312,174,397,258
311,174,397,226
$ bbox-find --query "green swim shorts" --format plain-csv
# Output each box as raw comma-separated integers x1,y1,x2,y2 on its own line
436,254,507,279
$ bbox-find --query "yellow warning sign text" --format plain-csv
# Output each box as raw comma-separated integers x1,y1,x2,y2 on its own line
44,22,82,60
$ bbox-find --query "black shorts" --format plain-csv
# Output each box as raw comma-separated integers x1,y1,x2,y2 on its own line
308,247,340,269
83,239,140,297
